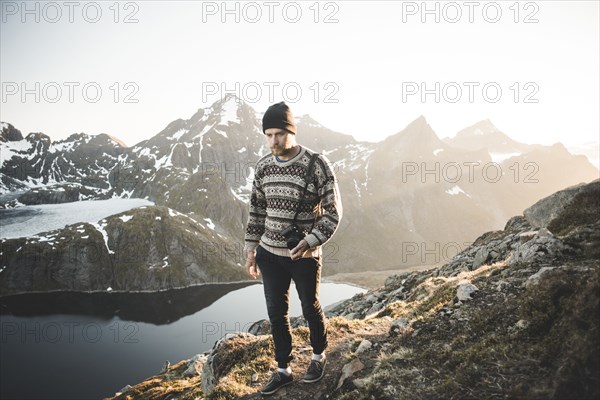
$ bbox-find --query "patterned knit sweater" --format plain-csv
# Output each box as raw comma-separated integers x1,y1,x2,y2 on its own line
244,145,343,258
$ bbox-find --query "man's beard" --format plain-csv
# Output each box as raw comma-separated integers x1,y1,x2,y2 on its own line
271,145,295,157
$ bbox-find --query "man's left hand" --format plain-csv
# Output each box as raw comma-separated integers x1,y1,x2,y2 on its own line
290,239,310,261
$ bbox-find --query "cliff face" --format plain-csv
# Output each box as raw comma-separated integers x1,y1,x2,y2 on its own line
106,181,600,400
0,206,247,295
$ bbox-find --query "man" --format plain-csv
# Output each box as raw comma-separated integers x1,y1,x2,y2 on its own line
244,101,343,395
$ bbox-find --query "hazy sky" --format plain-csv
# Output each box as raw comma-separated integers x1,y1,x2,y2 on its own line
1,0,599,147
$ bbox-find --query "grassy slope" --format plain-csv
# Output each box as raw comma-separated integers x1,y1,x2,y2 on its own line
107,259,599,400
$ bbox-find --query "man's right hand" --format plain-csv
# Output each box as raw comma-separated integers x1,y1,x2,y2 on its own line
246,249,260,279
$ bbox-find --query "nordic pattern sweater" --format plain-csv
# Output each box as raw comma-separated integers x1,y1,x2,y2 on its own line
244,145,343,258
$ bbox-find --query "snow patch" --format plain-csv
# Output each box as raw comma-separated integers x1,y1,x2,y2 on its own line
168,128,188,141
230,165,254,203
230,187,249,203
445,185,471,198
119,215,134,223
220,97,240,125
0,139,35,167
154,145,177,169
136,147,151,156
168,208,181,218
204,218,215,230
214,128,228,138
91,220,114,254
490,152,521,163
192,122,215,141
353,179,361,199
49,140,77,154
433,148,444,156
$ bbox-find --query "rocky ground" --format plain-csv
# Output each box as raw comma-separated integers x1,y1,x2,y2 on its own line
322,265,437,290
105,181,599,400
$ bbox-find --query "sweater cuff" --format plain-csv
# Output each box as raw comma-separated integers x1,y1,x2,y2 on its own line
303,233,321,249
244,241,259,254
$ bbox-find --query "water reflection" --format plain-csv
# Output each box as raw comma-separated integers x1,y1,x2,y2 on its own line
0,282,258,324
0,282,366,399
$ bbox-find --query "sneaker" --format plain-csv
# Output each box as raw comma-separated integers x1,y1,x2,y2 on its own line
260,370,293,395
303,356,327,383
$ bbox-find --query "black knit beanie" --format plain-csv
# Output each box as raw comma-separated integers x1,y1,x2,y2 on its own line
262,101,297,135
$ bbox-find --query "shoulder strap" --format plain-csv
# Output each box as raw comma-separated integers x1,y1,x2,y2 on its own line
292,153,320,223
304,153,320,183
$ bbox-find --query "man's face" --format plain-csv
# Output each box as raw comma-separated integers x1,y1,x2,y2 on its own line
264,128,295,157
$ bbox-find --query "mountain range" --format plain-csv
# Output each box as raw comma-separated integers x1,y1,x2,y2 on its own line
1,94,598,293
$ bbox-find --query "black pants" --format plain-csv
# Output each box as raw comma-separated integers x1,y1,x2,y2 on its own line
255,245,328,368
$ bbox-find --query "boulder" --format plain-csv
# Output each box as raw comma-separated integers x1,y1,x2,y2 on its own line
523,181,599,235
355,339,372,354
182,354,208,377
247,319,271,336
456,283,479,301
390,317,411,337
336,358,365,389
525,267,556,288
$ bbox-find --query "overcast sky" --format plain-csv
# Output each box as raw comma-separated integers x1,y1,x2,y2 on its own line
1,0,598,148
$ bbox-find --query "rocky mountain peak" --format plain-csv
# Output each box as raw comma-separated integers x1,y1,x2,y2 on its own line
457,118,500,137
210,94,246,124
382,115,445,153
297,114,322,128
25,131,51,144
446,119,537,154
97,133,128,148
0,122,23,142
63,132,89,142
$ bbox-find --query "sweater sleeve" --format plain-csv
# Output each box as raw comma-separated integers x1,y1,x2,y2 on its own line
244,168,267,253
303,155,343,249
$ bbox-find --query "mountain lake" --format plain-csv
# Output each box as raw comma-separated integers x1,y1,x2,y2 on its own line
0,281,365,399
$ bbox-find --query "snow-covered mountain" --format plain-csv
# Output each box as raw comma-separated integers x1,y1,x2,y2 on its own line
0,124,126,199
1,96,598,286
443,119,540,163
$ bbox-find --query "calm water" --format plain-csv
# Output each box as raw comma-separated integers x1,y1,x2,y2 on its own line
0,282,365,399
